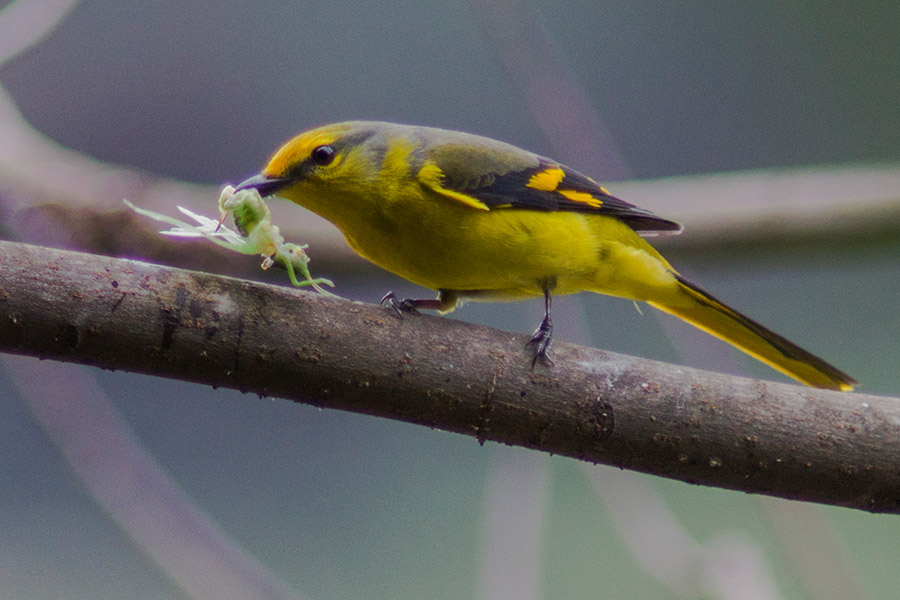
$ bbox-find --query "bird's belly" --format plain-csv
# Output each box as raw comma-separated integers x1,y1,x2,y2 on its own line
339,208,608,297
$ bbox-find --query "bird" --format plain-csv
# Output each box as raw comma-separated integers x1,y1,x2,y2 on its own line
236,121,855,391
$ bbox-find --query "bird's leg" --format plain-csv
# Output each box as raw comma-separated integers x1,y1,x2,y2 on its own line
526,289,554,367
380,290,456,317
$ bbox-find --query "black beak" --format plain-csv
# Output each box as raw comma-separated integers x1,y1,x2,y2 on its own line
234,173,294,197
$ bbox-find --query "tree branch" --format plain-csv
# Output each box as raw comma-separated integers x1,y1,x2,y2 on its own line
1,240,897,513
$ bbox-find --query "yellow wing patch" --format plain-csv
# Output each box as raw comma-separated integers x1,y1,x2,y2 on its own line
527,167,606,209
526,167,565,192
418,162,490,210
559,189,604,208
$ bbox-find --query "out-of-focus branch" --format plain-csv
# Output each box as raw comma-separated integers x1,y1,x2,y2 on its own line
2,354,307,600
0,0,79,66
1,240,897,513
616,165,900,253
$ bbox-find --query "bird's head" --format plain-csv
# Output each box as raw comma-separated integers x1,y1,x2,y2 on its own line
235,121,417,222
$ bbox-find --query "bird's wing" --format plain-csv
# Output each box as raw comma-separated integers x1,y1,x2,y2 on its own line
417,141,682,234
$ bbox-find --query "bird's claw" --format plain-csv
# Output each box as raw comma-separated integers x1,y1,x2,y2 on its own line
380,291,421,317
526,317,554,368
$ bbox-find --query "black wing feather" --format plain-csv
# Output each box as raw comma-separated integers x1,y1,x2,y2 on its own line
450,158,682,234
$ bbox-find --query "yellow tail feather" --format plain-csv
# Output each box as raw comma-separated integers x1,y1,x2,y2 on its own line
648,275,856,391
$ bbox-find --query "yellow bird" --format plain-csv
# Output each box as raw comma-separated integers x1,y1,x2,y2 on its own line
236,121,855,391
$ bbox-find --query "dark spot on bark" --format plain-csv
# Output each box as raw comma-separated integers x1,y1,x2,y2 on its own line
57,323,80,351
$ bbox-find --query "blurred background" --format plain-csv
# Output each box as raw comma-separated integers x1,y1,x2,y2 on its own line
1,1,899,598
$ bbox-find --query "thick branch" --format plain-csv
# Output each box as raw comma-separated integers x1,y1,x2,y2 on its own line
1,240,897,513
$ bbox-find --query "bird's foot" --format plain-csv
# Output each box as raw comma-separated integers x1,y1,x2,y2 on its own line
380,292,445,318
526,314,554,368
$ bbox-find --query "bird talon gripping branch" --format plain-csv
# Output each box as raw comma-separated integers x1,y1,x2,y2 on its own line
380,292,418,317
526,332,554,369
234,121,856,390
526,316,554,369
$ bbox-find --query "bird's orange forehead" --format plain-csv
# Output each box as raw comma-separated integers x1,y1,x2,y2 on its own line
263,128,343,177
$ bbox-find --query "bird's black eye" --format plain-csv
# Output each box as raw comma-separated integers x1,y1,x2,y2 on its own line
311,145,336,166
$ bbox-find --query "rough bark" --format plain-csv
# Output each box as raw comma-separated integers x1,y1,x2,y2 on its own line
1,240,897,513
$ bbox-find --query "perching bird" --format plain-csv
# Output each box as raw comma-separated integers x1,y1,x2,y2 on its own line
236,121,855,391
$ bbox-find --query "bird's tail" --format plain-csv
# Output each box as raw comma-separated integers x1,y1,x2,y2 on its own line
647,275,855,391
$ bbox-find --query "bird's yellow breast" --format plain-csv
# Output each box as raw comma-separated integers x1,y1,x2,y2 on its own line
283,178,674,301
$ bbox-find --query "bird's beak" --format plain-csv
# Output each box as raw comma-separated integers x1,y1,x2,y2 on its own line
234,173,294,197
